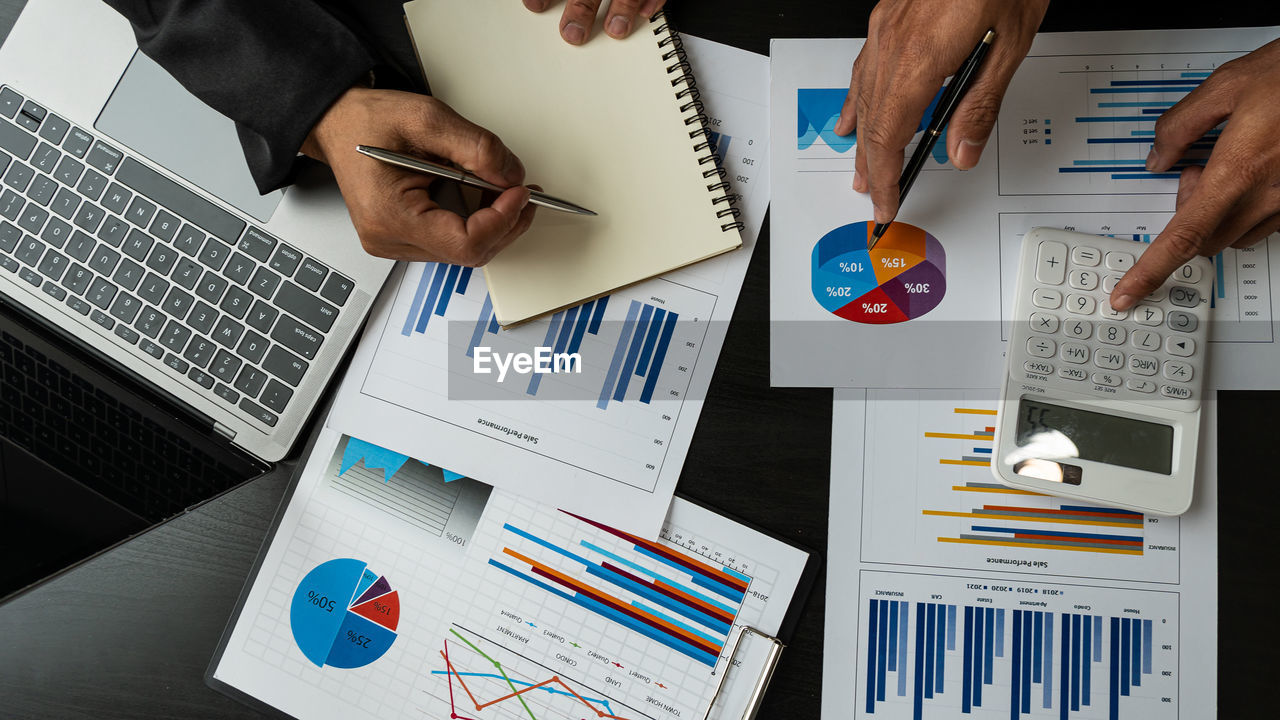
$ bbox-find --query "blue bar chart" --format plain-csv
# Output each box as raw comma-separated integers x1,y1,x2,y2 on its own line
854,571,1176,719
998,52,1247,195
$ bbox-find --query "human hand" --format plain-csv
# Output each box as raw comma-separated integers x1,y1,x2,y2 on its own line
1111,39,1280,311
521,0,666,46
300,87,537,266
837,0,1048,224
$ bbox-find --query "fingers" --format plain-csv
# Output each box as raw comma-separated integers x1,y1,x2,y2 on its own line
945,44,1029,170
856,70,938,223
373,186,536,265
1147,75,1232,172
558,0,602,45
603,0,649,39
405,100,526,189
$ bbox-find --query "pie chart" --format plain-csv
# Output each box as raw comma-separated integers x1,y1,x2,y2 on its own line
290,558,400,669
810,220,946,323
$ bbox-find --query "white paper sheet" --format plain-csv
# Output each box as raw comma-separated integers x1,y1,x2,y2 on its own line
209,428,810,720
770,28,1280,389
821,389,1217,719
328,36,770,537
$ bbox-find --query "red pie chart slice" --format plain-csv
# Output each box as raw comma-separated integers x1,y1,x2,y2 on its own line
834,285,911,324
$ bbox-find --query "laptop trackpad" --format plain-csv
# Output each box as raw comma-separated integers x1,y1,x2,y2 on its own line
95,50,282,223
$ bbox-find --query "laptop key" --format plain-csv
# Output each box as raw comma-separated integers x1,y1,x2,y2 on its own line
0,88,21,119
124,196,156,228
97,215,128,247
0,221,19,252
0,255,17,273
183,336,216,369
159,320,191,352
64,230,94,262
211,315,245,349
137,271,169,305
87,245,120,275
0,189,21,220
60,263,92,295
32,142,59,173
295,258,328,292
3,162,33,192
122,228,153,261
222,252,254,285
233,365,267,397
171,257,201,289
212,384,239,405
238,227,277,263
109,293,142,324
100,182,131,215
160,287,194,319
245,300,277,334
73,202,104,233
219,285,252,319
53,155,84,187
320,273,353,306
86,141,122,175
50,187,79,220
210,350,241,383
262,345,307,387
113,323,139,346
41,280,66,302
0,119,35,159
173,224,204,255
187,367,215,390
196,270,228,303
188,302,218,334
269,244,302,275
28,174,57,206
117,158,247,244
134,306,164,338
41,217,71,248
89,310,114,331
236,330,268,364
15,235,45,265
162,353,188,374
139,338,164,359
65,295,91,316
238,398,278,427
112,257,144,291
19,202,48,234
271,315,322,360
77,167,107,201
62,128,92,159
36,248,69,282
17,266,40,286
275,281,337,333
39,114,69,145
260,379,293,413
86,277,117,310
197,238,231,271
149,210,179,242
145,244,177,275
17,101,45,131
248,266,281,299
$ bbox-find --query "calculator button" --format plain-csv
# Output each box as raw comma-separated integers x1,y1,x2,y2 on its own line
1093,347,1124,370
1059,342,1090,364
1065,293,1095,315
1129,355,1159,376
1169,286,1201,307
1130,329,1161,352
1032,288,1062,309
1175,263,1202,284
1070,246,1101,266
1068,269,1099,290
1126,378,1157,393
1102,275,1120,293
1166,310,1198,333
1062,319,1092,339
1030,312,1059,333
1024,360,1053,375
1145,285,1168,302
1160,384,1193,400
1163,360,1193,382
1132,304,1163,326
1096,323,1126,345
1036,240,1068,285
1091,372,1121,387
1098,300,1127,320
1027,337,1056,358
1104,251,1134,271
1165,335,1195,357
1058,367,1088,381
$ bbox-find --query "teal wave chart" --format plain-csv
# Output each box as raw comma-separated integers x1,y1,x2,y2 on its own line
797,86,950,164
339,436,465,483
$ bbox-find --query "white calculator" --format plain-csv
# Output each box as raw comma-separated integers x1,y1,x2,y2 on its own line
992,228,1213,515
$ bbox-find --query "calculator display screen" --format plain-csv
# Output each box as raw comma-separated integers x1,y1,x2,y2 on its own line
1015,398,1173,475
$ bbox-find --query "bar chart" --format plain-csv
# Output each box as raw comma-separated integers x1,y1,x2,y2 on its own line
858,391,1180,584
998,51,1246,195
854,571,1177,720
998,212,1275,344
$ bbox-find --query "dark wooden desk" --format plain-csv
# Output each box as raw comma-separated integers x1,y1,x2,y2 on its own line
0,1,1276,718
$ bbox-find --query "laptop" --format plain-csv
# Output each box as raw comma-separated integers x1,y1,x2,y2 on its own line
0,0,394,466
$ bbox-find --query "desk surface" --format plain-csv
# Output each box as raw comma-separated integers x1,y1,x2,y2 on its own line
1,1,1277,718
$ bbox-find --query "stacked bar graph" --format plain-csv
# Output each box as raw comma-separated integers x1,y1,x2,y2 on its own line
855,572,1175,720
487,512,750,668
401,262,474,335
597,300,679,409
927,408,995,467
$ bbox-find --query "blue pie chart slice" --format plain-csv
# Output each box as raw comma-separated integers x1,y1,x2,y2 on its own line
290,558,398,668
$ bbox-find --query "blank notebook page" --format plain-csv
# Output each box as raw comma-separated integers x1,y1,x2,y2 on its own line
405,0,741,325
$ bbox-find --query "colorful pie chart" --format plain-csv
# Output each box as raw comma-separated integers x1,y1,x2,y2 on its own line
290,558,400,669
811,220,947,323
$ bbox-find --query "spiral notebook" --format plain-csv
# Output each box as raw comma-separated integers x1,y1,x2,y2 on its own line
404,1,743,326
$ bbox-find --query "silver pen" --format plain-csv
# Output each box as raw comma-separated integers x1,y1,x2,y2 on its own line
355,145,597,216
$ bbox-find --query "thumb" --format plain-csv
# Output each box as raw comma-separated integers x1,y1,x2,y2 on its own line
405,98,527,188
945,50,1022,170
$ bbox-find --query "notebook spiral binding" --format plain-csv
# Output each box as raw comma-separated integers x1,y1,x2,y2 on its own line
652,15,745,233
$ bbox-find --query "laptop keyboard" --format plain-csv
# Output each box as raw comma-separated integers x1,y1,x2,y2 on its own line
0,85,356,430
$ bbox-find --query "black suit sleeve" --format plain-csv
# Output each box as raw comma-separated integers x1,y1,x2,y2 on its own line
102,0,378,194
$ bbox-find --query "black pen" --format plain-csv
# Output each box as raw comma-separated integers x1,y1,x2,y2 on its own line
868,28,995,250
